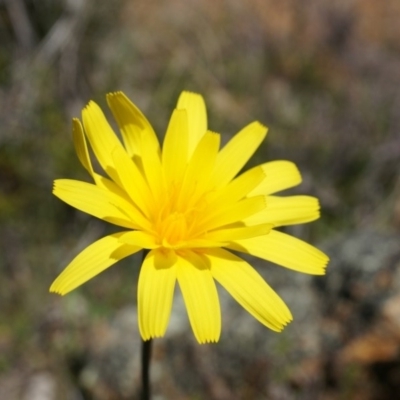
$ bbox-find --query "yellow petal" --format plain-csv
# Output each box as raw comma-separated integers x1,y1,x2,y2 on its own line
138,249,177,340
207,248,292,331
245,196,320,226
185,131,220,184
177,239,228,249
106,94,164,201
177,131,220,210
213,121,268,187
197,195,266,232
139,134,164,200
72,118,95,178
72,118,121,192
81,101,125,185
176,252,221,343
207,165,265,205
177,91,207,158
119,231,159,249
106,91,160,158
228,230,329,275
91,173,132,200
53,179,151,230
249,161,302,196
205,223,272,242
50,232,140,295
111,146,154,216
162,109,188,184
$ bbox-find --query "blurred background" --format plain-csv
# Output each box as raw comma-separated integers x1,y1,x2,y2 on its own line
1,0,400,399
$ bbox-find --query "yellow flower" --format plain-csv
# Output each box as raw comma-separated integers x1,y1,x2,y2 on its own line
50,91,329,343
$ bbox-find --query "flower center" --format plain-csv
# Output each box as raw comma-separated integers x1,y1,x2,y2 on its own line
152,182,212,248
159,212,188,247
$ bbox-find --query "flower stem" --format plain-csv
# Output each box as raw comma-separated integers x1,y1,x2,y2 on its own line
141,338,152,400
140,249,152,400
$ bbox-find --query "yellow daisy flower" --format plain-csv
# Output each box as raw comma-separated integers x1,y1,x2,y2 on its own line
50,91,329,343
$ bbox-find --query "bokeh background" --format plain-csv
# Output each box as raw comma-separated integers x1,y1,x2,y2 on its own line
1,0,400,399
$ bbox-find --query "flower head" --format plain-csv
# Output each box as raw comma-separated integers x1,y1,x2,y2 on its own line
50,91,329,343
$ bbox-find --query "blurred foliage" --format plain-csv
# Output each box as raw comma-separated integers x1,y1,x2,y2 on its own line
0,0,400,398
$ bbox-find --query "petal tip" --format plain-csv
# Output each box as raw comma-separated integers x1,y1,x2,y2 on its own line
254,120,268,131
106,91,125,100
83,100,101,116
180,90,202,97
49,286,64,296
